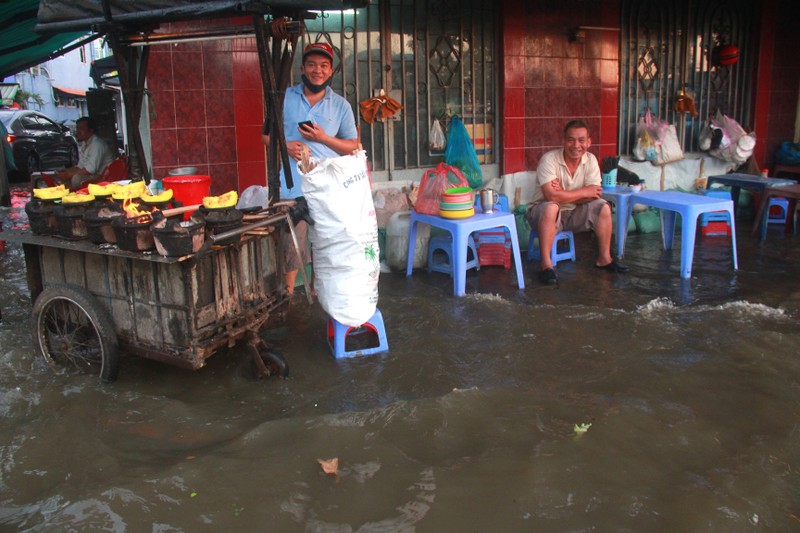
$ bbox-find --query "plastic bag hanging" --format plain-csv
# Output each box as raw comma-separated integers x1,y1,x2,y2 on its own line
429,118,446,151
445,116,483,188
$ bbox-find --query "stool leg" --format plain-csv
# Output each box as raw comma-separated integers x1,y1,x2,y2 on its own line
527,231,538,261
549,238,558,267
566,232,576,261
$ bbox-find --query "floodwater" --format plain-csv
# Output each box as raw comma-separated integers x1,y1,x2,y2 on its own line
2,186,800,531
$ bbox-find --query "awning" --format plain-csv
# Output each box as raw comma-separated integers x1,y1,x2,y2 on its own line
89,56,120,87
52,85,87,97
1,84,20,106
0,1,93,79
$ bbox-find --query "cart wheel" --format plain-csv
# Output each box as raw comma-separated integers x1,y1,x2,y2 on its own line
249,339,289,379
31,284,120,382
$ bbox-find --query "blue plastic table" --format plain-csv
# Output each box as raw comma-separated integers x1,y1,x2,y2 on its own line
631,190,738,279
706,173,796,216
406,210,525,296
601,186,636,258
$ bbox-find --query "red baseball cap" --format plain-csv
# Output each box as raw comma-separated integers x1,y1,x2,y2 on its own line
303,42,334,62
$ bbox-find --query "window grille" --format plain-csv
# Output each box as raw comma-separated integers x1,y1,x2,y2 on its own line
296,0,497,179
619,0,755,155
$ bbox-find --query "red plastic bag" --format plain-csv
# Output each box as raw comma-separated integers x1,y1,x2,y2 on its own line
414,163,470,215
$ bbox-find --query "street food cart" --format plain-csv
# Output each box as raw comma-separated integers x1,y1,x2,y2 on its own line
3,213,294,381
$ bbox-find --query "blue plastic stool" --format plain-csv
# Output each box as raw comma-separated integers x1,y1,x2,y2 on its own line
767,197,789,225
327,308,389,359
526,230,576,267
427,233,479,276
699,190,733,225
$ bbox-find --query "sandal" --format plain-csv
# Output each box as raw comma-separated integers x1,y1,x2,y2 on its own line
538,268,558,285
595,259,630,273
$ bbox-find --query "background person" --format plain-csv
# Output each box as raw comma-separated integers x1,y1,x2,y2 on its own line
526,119,629,285
262,41,358,295
54,116,116,190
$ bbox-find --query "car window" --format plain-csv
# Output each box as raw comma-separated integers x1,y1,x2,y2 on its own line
36,115,60,134
21,115,41,131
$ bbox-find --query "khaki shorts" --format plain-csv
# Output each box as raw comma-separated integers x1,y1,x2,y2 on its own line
526,198,609,233
281,220,311,271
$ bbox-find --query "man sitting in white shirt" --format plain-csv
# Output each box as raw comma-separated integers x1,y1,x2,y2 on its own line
55,116,116,190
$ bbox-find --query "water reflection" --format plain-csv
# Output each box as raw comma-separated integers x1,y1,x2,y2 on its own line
1,185,799,530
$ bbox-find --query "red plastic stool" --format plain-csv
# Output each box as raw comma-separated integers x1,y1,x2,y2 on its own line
327,308,389,359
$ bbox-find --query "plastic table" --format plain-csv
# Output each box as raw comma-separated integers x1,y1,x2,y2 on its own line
706,173,796,216
601,186,636,258
752,184,800,239
631,190,738,279
406,210,525,296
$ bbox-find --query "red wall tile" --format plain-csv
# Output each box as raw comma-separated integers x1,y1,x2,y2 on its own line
172,52,204,90
238,161,268,190
504,88,525,118
500,0,621,174
177,128,208,165
150,90,176,130
205,90,235,127
208,126,237,164
175,90,206,128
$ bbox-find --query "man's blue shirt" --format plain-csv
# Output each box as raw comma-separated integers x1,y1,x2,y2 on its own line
276,83,357,199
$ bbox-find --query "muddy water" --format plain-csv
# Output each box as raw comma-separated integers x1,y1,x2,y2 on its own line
2,189,800,531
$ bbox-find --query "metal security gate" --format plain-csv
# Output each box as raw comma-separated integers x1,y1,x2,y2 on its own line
619,0,755,155
298,0,497,179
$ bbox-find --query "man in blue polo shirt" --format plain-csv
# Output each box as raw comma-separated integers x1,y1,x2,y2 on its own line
262,42,358,295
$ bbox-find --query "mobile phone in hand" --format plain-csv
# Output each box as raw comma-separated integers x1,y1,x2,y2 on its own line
299,120,313,129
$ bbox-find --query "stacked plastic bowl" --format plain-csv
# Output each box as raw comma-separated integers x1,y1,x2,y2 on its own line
439,187,475,219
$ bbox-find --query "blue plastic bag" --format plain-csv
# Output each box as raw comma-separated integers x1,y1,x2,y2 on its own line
775,141,800,166
445,116,483,189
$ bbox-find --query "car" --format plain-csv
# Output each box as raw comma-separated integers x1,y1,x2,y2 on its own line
0,109,79,181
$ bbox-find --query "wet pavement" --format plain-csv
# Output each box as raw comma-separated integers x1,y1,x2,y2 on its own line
1,187,800,531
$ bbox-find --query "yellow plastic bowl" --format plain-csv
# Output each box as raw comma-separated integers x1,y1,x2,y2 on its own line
439,207,474,219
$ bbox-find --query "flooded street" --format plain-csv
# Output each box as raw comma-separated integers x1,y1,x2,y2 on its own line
2,188,800,531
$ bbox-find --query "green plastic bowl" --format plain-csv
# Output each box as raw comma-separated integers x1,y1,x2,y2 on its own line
444,187,473,195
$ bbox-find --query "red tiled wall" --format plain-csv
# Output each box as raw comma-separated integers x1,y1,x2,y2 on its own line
501,0,620,174
148,18,265,194
758,0,800,171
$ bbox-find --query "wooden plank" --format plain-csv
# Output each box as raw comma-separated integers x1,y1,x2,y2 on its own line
40,246,65,285
84,253,107,294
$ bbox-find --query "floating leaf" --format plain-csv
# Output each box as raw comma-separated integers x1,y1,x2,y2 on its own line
318,457,339,475
190,491,198,498
574,422,592,434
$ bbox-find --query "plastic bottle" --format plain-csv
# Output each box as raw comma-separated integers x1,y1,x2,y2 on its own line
386,210,430,271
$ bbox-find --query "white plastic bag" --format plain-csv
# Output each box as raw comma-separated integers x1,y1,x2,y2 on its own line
707,110,755,164
429,118,446,151
236,185,268,210
300,151,379,327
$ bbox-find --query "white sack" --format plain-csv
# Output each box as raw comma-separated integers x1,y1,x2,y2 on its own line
301,150,380,327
